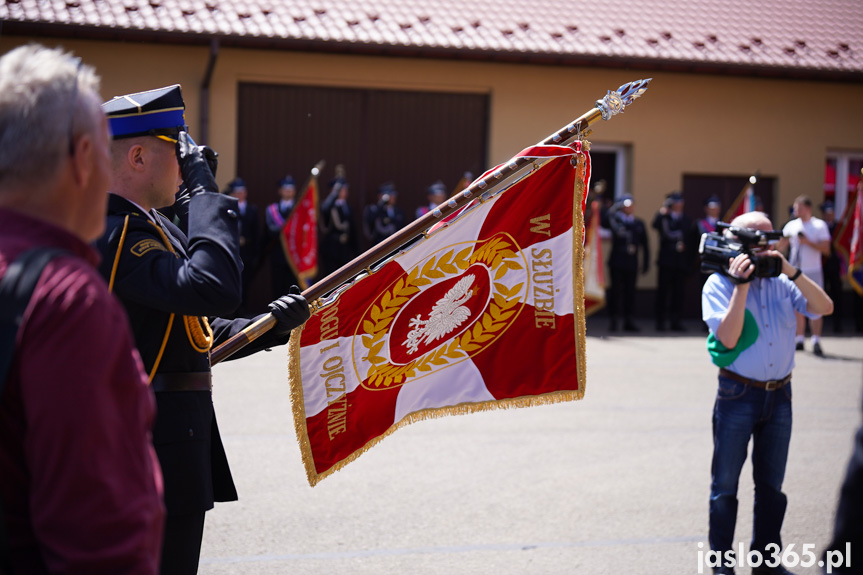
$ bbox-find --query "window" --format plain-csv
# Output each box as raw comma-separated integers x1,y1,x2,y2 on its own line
825,152,863,216
589,143,629,202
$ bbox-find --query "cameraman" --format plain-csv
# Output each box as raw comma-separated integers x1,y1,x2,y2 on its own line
702,212,832,575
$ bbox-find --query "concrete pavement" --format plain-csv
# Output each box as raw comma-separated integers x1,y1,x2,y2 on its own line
200,319,863,574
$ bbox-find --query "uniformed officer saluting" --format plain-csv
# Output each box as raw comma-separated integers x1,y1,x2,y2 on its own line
607,195,650,332
96,85,311,575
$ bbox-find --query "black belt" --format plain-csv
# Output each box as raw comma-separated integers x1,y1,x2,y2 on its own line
151,372,212,393
719,368,791,391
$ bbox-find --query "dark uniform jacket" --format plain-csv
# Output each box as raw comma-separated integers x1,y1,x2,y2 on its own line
319,192,357,276
608,211,649,272
96,193,290,516
652,211,693,270
264,200,299,294
237,202,261,274
364,202,405,245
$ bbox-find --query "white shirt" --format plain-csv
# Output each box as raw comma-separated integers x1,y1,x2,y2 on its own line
782,216,831,273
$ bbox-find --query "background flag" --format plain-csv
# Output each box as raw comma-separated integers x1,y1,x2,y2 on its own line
833,185,859,277
847,180,863,295
282,169,319,289
723,177,757,222
583,200,605,315
288,147,590,485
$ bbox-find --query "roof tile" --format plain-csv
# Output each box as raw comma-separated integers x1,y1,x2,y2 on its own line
3,0,862,76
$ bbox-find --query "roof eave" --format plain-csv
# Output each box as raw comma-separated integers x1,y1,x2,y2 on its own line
4,20,863,83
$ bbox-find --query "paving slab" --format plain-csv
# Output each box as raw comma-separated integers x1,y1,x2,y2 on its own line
200,320,863,574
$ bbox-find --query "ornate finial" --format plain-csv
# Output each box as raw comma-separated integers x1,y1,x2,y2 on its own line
595,78,652,121
312,159,326,176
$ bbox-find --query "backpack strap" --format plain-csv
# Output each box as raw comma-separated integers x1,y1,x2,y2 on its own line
0,247,67,575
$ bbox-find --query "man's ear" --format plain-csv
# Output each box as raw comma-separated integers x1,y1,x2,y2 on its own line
71,133,94,188
128,143,146,171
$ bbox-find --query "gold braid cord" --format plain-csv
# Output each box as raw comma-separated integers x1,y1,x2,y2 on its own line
149,221,214,353
108,216,173,382
184,315,214,352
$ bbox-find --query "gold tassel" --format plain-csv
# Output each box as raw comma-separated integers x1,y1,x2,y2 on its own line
147,220,215,353
184,314,214,352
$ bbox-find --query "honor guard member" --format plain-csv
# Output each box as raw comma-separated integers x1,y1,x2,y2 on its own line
97,85,311,575
363,182,406,246
693,196,723,329
265,175,300,299
652,191,693,331
696,195,722,238
225,177,260,316
606,195,650,331
319,173,357,277
820,201,844,333
415,180,447,219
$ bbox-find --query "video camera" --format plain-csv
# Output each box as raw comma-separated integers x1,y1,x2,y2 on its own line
698,222,783,283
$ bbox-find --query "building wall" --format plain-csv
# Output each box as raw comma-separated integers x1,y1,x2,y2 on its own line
4,35,862,288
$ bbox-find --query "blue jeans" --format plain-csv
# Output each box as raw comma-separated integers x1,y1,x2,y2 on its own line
709,375,793,555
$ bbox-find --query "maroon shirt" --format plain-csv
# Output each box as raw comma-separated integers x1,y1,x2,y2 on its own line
0,208,164,574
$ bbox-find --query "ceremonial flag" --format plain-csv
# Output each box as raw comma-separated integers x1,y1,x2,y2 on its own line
583,200,605,316
288,147,590,485
847,182,863,295
723,177,757,222
282,169,319,289
833,186,858,276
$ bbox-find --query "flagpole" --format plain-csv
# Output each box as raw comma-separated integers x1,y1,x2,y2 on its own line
210,78,652,365
722,172,759,222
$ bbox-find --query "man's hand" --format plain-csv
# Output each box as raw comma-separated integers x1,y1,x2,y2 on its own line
268,286,311,336
176,131,219,197
727,252,756,282
761,249,795,277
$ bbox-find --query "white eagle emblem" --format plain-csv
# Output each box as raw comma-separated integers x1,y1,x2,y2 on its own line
403,274,477,354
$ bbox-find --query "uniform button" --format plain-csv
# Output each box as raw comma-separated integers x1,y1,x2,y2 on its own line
189,428,194,437
227,209,238,218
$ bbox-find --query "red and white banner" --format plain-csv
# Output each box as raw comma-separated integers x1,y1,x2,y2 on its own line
282,172,319,289
288,149,590,485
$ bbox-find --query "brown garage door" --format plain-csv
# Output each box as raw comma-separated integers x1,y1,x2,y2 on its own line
236,82,489,311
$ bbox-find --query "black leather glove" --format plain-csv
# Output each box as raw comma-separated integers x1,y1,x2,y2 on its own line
174,183,191,211
268,286,311,336
176,131,219,197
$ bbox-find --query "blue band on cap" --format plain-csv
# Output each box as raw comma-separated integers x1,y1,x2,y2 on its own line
109,109,186,138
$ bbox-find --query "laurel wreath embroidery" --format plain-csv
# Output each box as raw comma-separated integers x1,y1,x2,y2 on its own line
360,236,524,389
